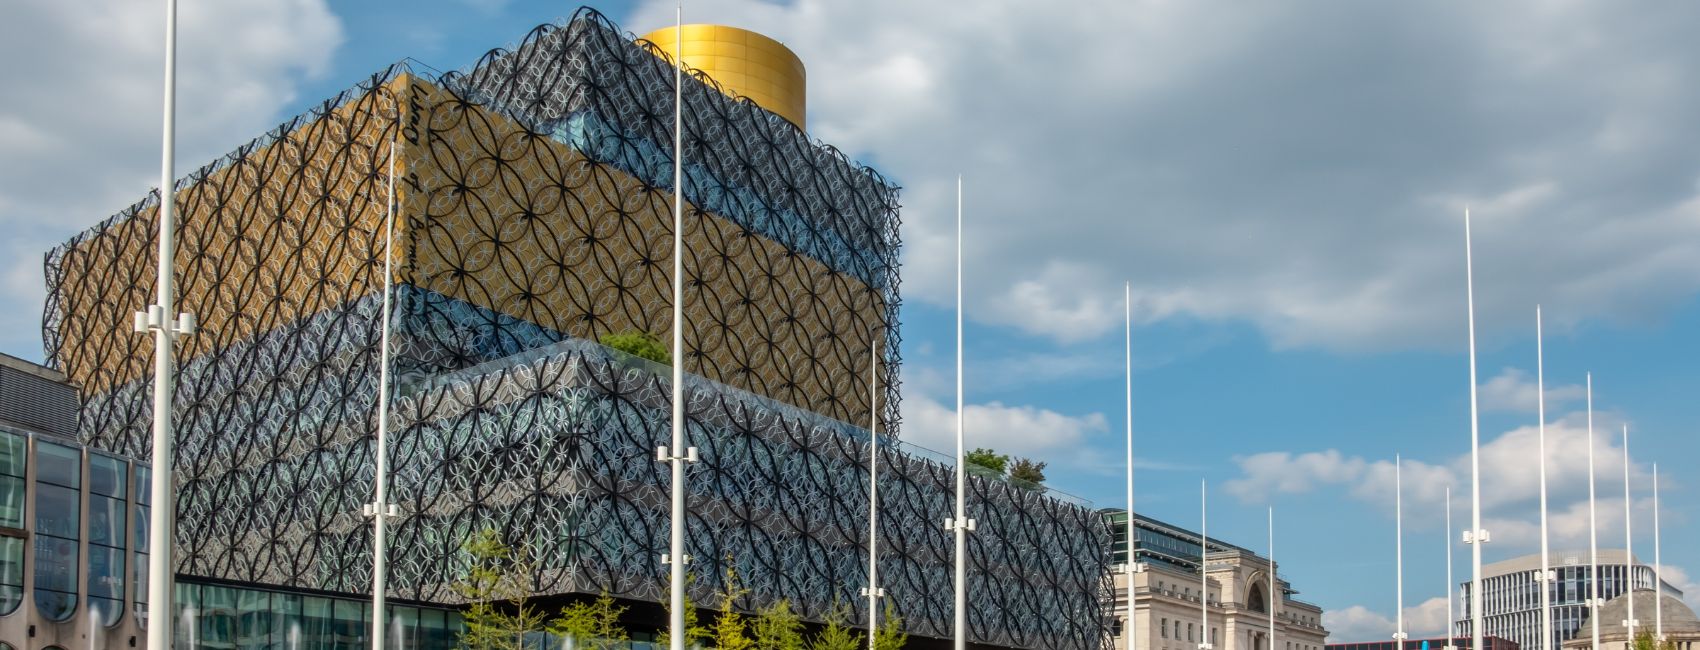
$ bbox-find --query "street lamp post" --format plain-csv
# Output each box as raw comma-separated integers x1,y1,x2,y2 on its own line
1395,456,1406,649
1587,375,1600,650
1461,208,1488,650
1199,481,1211,650
864,339,885,650
137,1,197,648
1125,283,1146,650
1622,425,1638,641
1537,307,1553,650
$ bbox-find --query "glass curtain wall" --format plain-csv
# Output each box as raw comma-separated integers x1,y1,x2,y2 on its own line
88,452,126,626
171,580,463,649
33,440,80,621
0,429,23,616
135,465,150,628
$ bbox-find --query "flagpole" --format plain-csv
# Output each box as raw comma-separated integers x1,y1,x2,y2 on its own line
1268,507,1275,650
1622,425,1637,641
141,1,190,647
1536,307,1553,650
663,7,695,650
1200,481,1211,650
1587,374,1600,650
1463,208,1486,650
949,175,973,650
865,338,882,650
1126,282,1144,650
368,141,399,650
1445,486,1455,650
1654,464,1663,640
1396,455,1406,647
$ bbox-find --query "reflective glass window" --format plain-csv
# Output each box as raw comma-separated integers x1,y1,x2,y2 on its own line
36,442,79,488
0,431,23,530
395,606,420,648
88,544,123,597
238,589,271,649
33,535,76,620
0,536,21,615
335,598,366,647
33,442,80,622
89,493,125,547
135,465,150,629
201,585,237,648
34,483,78,539
174,583,199,648
302,596,334,648
89,454,125,498
271,592,302,645
87,455,125,626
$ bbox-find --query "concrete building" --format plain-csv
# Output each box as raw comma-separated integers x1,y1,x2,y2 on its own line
1459,550,1678,650
1560,590,1700,650
1104,510,1329,650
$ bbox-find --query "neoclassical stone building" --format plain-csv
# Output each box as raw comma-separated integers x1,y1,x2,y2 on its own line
1105,510,1329,650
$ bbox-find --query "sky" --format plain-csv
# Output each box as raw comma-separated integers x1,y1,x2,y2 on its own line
4,0,1700,644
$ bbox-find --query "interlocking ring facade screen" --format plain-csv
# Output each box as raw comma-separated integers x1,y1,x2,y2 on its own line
40,8,1113,650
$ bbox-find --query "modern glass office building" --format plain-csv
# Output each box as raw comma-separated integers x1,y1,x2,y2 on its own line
1,352,465,648
1458,550,1679,650
33,7,1113,650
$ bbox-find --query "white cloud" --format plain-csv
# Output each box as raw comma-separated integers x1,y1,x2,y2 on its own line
1479,367,1586,413
1323,605,1395,644
1224,405,1655,553
0,0,343,359
899,391,1106,462
1224,450,1369,499
626,0,1700,351
1325,597,1453,643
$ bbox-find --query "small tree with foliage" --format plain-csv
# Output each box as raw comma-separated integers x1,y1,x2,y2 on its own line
808,602,863,650
657,575,712,650
965,448,1009,474
712,565,756,650
601,331,671,364
453,529,550,650
1008,457,1048,488
753,599,805,650
872,601,908,650
552,591,629,650
1632,631,1678,650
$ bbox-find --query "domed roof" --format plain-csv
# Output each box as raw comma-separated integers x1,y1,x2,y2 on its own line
1579,590,1700,638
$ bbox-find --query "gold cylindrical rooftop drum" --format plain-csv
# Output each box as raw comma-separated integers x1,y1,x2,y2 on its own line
641,24,807,128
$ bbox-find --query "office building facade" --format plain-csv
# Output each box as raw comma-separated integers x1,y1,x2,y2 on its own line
1103,510,1329,650
1458,550,1677,650
34,7,1112,650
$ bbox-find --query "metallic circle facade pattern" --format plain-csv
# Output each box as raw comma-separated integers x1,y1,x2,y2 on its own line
40,8,1112,650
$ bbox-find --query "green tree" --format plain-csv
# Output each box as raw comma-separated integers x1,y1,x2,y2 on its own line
601,330,671,364
551,591,629,650
657,575,711,650
808,603,863,650
871,601,908,650
1632,631,1678,650
753,599,805,650
712,566,755,650
965,448,1009,474
1008,457,1048,488
453,529,550,650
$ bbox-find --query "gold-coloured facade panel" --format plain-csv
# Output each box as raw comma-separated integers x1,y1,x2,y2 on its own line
641,24,806,128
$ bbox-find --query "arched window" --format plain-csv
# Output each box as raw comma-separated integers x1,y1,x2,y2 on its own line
1249,582,1268,613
